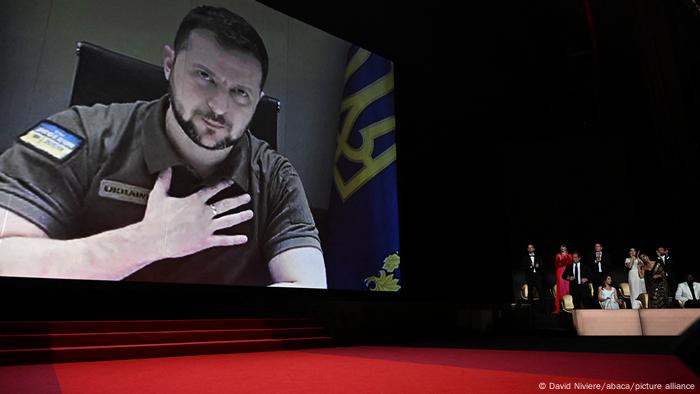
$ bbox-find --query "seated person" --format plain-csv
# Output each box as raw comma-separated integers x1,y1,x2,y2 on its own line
598,274,624,310
675,273,700,308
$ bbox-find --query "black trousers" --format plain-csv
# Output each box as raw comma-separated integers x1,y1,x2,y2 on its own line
684,300,700,308
570,281,590,309
526,273,545,312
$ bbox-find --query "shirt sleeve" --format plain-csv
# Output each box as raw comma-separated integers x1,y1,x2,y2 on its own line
262,158,321,262
0,109,93,238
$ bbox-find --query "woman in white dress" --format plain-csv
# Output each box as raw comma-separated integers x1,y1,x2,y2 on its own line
598,275,624,310
625,248,646,309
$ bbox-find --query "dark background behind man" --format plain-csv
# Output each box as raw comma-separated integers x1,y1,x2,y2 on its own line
483,0,699,302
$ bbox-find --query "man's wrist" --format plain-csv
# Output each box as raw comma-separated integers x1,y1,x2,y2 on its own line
118,221,167,269
77,222,162,280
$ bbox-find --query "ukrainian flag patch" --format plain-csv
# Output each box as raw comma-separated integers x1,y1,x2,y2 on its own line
18,121,84,161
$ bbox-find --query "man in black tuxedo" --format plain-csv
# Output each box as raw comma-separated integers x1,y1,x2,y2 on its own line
563,252,591,309
522,244,545,312
589,242,611,295
656,246,677,291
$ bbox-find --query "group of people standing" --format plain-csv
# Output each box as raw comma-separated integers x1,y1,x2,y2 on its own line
622,247,671,309
522,242,696,313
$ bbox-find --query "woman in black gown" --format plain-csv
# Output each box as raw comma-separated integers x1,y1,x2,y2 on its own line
640,253,668,308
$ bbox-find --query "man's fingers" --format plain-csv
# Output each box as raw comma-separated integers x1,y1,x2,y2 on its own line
197,179,234,201
211,194,251,215
152,167,172,197
207,235,248,248
212,210,254,231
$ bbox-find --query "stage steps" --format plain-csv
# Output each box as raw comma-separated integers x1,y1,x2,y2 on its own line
0,318,333,364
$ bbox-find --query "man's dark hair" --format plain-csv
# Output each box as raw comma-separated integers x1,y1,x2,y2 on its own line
174,5,269,89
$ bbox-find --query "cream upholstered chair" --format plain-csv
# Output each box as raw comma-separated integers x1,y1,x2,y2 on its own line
619,282,631,299
561,294,575,313
520,284,540,301
637,293,649,309
617,288,627,309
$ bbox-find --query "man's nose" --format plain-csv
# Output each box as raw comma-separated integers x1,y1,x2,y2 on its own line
208,90,230,115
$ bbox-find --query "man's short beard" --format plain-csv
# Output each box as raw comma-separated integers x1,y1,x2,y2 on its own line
168,83,236,151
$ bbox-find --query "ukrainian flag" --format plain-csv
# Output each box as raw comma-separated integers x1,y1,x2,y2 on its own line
325,45,400,291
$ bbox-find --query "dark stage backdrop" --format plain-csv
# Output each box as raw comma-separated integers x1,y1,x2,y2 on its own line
487,0,700,297
342,0,700,305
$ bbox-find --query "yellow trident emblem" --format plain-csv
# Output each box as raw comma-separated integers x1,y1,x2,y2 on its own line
334,48,396,202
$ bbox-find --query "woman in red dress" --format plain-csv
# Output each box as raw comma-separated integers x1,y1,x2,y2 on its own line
553,244,573,314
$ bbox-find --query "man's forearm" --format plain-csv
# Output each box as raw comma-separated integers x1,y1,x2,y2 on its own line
0,222,161,280
0,170,254,281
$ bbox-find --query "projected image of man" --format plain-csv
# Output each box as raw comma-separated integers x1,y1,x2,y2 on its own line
0,6,326,288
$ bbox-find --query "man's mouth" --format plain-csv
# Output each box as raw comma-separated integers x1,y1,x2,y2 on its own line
202,117,226,129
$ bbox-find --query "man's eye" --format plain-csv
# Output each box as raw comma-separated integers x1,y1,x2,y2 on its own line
198,71,213,82
233,88,249,98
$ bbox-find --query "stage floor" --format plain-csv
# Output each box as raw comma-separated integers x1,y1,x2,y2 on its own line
1,346,698,393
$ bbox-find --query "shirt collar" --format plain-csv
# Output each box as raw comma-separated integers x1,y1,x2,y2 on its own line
143,95,184,174
207,130,251,192
141,95,251,192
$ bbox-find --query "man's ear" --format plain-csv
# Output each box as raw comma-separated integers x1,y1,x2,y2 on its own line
163,45,175,80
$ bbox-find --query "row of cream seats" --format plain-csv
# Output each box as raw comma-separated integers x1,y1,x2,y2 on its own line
519,282,683,312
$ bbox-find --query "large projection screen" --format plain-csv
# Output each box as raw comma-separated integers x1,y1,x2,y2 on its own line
0,1,399,291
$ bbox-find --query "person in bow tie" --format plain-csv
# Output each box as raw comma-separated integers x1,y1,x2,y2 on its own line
522,243,545,312
589,242,610,304
656,246,677,292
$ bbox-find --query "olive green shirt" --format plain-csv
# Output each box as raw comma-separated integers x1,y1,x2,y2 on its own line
0,95,321,285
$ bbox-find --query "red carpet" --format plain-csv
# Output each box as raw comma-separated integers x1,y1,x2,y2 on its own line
1,346,697,393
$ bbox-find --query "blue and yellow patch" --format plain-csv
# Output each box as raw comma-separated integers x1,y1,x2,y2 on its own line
18,121,84,161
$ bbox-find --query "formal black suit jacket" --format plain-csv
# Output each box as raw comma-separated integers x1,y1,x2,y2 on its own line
589,251,611,276
563,261,591,284
656,254,675,271
522,254,544,276
656,254,676,285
